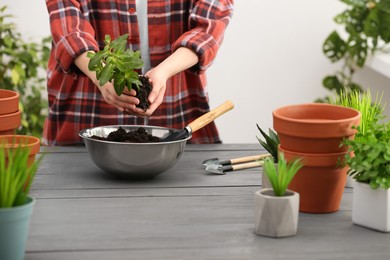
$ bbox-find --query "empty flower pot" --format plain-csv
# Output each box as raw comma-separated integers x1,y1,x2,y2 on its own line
0,89,19,115
0,135,40,166
273,103,360,153
279,146,348,213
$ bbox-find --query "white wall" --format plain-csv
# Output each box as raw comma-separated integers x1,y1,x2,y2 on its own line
4,0,389,143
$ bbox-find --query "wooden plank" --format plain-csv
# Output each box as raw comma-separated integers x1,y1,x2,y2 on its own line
26,190,386,260
32,149,268,191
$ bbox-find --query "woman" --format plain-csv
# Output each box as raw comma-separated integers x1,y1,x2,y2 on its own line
44,0,234,145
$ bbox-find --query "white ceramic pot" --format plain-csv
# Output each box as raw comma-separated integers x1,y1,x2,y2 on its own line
352,181,390,232
254,188,299,237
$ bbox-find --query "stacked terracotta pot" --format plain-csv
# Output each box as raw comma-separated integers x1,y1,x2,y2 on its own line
273,103,360,213
0,89,21,135
0,89,40,165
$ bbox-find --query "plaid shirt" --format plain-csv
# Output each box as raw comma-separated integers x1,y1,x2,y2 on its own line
43,0,234,145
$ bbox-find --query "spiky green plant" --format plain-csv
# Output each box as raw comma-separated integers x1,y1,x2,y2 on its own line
256,124,279,163
263,152,303,196
0,144,42,208
330,89,385,137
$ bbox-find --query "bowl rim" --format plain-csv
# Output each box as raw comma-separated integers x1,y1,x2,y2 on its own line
79,125,192,145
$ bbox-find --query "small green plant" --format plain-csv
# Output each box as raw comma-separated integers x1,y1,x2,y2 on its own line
344,122,390,189
256,124,279,163
0,145,42,208
263,153,303,196
0,5,51,139
330,89,385,136
87,34,144,96
319,0,390,102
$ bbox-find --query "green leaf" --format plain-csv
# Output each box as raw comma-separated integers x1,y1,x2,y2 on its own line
114,79,126,96
340,0,367,7
110,34,128,54
363,8,380,38
323,31,347,62
88,51,107,70
322,75,344,92
378,9,390,42
99,63,114,87
347,34,367,67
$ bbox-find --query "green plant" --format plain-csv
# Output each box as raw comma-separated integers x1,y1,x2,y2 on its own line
319,0,390,102
0,144,42,208
0,5,51,138
344,122,390,189
256,124,279,163
88,34,144,96
263,153,303,196
330,89,385,136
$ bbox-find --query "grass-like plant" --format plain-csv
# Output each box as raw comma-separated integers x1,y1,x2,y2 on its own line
87,34,144,96
263,152,303,196
330,89,385,136
344,122,390,189
0,145,42,208
256,124,279,163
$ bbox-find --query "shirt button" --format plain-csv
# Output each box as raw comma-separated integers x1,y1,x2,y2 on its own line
128,7,135,14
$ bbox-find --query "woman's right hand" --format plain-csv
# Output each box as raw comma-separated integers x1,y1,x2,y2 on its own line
97,82,140,113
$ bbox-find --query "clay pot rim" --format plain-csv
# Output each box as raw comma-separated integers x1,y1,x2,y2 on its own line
273,103,360,124
0,89,19,100
0,110,21,119
0,135,40,155
0,90,19,115
278,145,348,167
279,145,349,157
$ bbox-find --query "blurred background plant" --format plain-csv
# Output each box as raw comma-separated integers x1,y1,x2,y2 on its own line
319,0,390,102
0,5,50,139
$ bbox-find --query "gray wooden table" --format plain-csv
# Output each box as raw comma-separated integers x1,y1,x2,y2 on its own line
26,144,390,260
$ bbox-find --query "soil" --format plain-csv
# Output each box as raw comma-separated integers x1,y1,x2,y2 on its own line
91,127,160,143
135,75,152,111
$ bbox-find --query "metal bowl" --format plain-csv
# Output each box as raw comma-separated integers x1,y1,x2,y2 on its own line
79,125,191,179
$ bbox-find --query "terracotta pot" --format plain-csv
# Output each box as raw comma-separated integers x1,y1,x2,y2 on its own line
0,135,40,166
0,89,19,115
0,110,21,135
273,103,360,153
279,146,348,213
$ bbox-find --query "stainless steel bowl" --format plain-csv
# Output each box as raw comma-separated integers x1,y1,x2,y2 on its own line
79,125,191,179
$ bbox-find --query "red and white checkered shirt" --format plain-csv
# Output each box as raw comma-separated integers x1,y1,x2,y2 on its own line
43,0,234,145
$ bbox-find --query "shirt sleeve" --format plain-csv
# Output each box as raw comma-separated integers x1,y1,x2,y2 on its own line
46,0,99,73
171,0,234,73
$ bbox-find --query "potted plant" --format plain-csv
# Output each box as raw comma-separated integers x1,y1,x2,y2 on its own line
319,0,390,102
0,137,42,260
254,153,303,238
256,124,279,189
330,89,385,187
88,34,152,111
344,121,390,232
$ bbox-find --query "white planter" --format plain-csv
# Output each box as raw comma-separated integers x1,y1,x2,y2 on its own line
352,181,390,232
254,188,299,237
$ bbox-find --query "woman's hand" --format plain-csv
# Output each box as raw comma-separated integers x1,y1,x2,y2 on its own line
141,67,168,116
97,83,140,113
